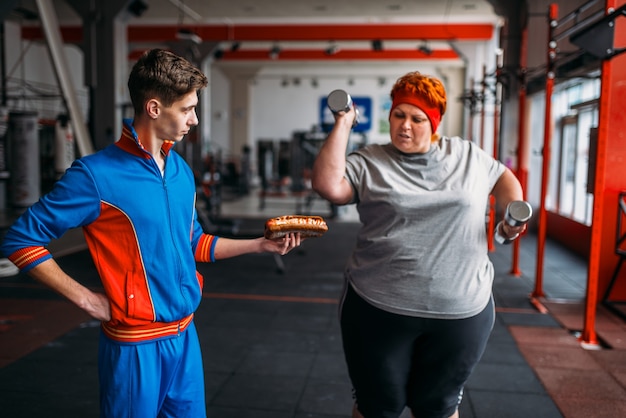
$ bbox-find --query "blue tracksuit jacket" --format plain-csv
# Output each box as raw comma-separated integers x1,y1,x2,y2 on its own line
1,119,219,342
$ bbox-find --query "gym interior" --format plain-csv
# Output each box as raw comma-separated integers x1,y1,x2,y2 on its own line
1,1,626,417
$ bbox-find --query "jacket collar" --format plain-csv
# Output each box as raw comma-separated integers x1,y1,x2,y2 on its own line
115,118,175,158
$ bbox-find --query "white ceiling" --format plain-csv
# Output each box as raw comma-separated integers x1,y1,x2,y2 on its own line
8,0,503,64
132,0,498,24
10,0,499,25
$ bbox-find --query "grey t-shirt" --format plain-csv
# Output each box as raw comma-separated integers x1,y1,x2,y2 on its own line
344,137,505,319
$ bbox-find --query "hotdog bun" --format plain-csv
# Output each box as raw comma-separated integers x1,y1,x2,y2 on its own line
264,215,329,239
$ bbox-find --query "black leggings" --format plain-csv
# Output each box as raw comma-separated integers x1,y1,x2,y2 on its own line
340,284,495,418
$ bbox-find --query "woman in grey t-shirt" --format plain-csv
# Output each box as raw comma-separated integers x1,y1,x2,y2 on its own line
312,71,526,418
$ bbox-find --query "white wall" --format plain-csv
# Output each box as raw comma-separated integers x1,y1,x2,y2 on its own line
214,60,468,159
4,19,497,172
208,66,230,155
3,21,88,121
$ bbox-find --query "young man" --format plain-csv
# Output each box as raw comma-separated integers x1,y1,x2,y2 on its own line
1,49,301,417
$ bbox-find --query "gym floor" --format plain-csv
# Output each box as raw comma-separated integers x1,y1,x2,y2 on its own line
1,193,625,417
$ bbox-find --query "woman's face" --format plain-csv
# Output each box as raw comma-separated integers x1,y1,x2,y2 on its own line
389,103,433,154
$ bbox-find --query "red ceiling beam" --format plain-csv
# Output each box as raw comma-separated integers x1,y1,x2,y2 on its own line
22,23,494,43
22,25,83,42
222,49,459,61
128,48,459,61
131,23,494,42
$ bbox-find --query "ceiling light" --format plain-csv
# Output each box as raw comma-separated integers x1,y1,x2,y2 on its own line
127,0,148,17
325,44,340,55
269,45,281,60
176,28,202,44
418,42,433,55
168,0,202,21
10,6,39,20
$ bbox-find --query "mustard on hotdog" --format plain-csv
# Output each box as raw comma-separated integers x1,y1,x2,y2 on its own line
264,215,329,239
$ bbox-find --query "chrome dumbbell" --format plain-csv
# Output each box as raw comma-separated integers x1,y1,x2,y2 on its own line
327,89,359,127
494,201,532,245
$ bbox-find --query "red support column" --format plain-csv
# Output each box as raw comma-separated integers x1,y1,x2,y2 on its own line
480,64,486,150
580,0,626,347
493,51,502,162
468,77,475,142
489,58,502,254
533,4,558,300
511,27,529,277
480,64,496,252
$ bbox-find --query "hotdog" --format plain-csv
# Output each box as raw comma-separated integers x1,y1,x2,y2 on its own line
264,215,329,239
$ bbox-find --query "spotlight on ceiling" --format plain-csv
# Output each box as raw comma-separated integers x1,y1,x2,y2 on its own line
176,28,202,44
10,6,39,20
269,45,281,60
213,48,224,60
372,40,383,51
325,44,340,56
418,42,433,55
127,0,148,17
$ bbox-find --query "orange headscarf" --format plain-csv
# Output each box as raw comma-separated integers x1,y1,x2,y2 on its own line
389,71,447,134
391,93,442,133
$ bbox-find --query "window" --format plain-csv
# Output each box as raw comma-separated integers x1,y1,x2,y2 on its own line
548,79,599,226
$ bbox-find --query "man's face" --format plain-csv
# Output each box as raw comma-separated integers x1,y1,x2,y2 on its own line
154,91,199,142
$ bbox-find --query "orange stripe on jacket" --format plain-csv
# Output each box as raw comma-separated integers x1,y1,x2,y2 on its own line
195,234,217,263
8,246,50,270
101,313,194,343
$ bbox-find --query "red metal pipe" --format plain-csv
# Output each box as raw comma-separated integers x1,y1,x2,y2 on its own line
490,53,504,255
493,51,501,161
533,4,559,299
490,57,501,255
480,65,487,150
467,77,475,141
511,26,529,277
578,0,625,348
480,64,496,251
488,195,496,252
